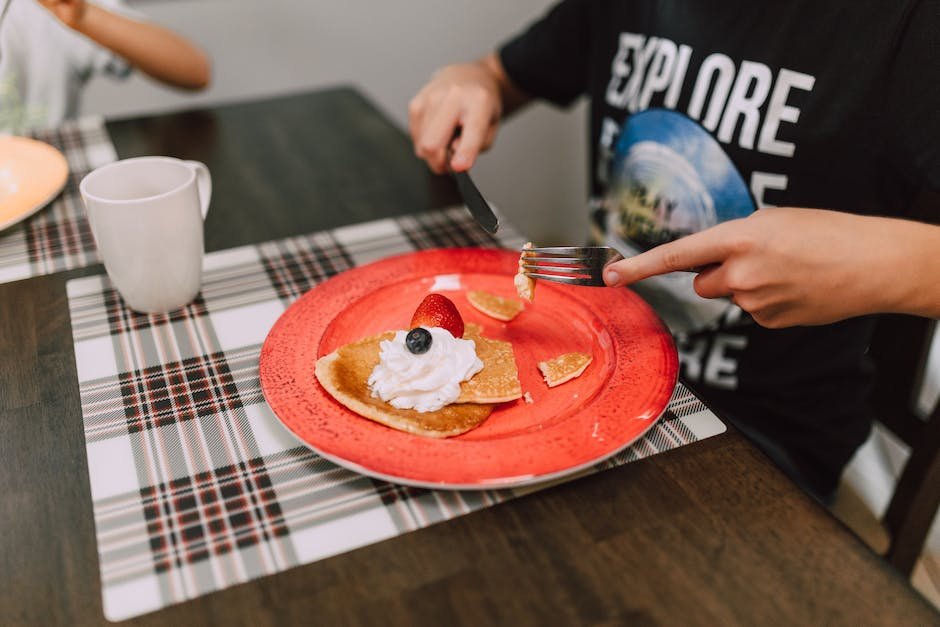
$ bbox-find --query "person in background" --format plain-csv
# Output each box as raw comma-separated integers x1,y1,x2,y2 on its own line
408,0,939,503
0,0,210,132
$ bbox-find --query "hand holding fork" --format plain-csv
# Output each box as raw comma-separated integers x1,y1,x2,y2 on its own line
523,208,930,329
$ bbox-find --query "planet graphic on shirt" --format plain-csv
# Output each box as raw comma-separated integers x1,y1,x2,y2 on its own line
605,108,755,251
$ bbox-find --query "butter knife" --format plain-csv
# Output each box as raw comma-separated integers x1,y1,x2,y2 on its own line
453,170,499,234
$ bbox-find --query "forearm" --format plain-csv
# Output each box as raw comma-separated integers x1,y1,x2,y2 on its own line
479,52,531,118
74,3,210,90
872,217,940,318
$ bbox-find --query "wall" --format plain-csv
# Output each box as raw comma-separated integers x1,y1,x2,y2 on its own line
83,0,590,246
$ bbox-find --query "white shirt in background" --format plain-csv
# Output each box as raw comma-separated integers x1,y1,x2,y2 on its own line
0,0,134,133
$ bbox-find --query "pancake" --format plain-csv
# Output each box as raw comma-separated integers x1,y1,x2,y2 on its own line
467,290,525,322
315,327,521,437
457,326,523,403
537,352,593,388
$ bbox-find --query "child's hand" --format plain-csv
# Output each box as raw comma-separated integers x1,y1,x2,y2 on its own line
602,208,940,327
36,0,88,30
409,61,504,174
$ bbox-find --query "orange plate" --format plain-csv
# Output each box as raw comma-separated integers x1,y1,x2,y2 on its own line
260,248,678,489
0,136,69,231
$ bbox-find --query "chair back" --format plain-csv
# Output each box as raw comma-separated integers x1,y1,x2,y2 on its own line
868,313,940,576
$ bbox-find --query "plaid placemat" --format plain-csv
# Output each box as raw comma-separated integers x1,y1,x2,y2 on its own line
67,207,725,621
0,116,115,283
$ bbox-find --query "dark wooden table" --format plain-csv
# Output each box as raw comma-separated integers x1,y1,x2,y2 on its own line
1,87,937,626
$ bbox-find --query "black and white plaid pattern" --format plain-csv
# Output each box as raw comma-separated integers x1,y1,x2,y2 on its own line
0,117,115,283
67,207,725,621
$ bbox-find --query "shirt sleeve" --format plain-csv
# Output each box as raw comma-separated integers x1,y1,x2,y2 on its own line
497,0,594,107
879,0,940,194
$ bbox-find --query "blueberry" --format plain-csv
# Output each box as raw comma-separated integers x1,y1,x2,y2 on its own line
405,327,432,354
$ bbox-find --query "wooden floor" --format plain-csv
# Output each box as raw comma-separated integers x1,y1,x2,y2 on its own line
829,480,940,611
913,553,940,611
825,418,940,612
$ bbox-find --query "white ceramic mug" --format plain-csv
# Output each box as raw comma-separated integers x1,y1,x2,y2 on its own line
80,156,211,314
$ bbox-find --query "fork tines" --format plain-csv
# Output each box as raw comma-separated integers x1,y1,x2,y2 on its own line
521,246,618,287
526,246,613,256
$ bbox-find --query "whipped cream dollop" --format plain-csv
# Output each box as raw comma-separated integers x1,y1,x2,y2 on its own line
368,327,483,412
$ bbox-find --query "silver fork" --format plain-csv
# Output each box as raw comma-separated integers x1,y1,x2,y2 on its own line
522,246,623,287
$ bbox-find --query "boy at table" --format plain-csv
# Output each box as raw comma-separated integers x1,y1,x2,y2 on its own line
408,0,940,503
0,0,210,132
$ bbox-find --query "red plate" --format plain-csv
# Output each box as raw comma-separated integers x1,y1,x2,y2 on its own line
259,248,678,489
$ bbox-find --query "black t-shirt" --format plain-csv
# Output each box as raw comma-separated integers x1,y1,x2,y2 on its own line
499,0,940,496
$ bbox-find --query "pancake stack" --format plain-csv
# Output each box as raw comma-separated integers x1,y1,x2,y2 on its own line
315,323,522,438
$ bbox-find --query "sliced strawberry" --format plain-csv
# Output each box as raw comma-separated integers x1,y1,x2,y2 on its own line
410,293,465,338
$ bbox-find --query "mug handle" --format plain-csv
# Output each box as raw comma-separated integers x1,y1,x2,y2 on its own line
185,160,212,219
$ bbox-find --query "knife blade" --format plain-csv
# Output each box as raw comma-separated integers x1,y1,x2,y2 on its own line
453,170,499,234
